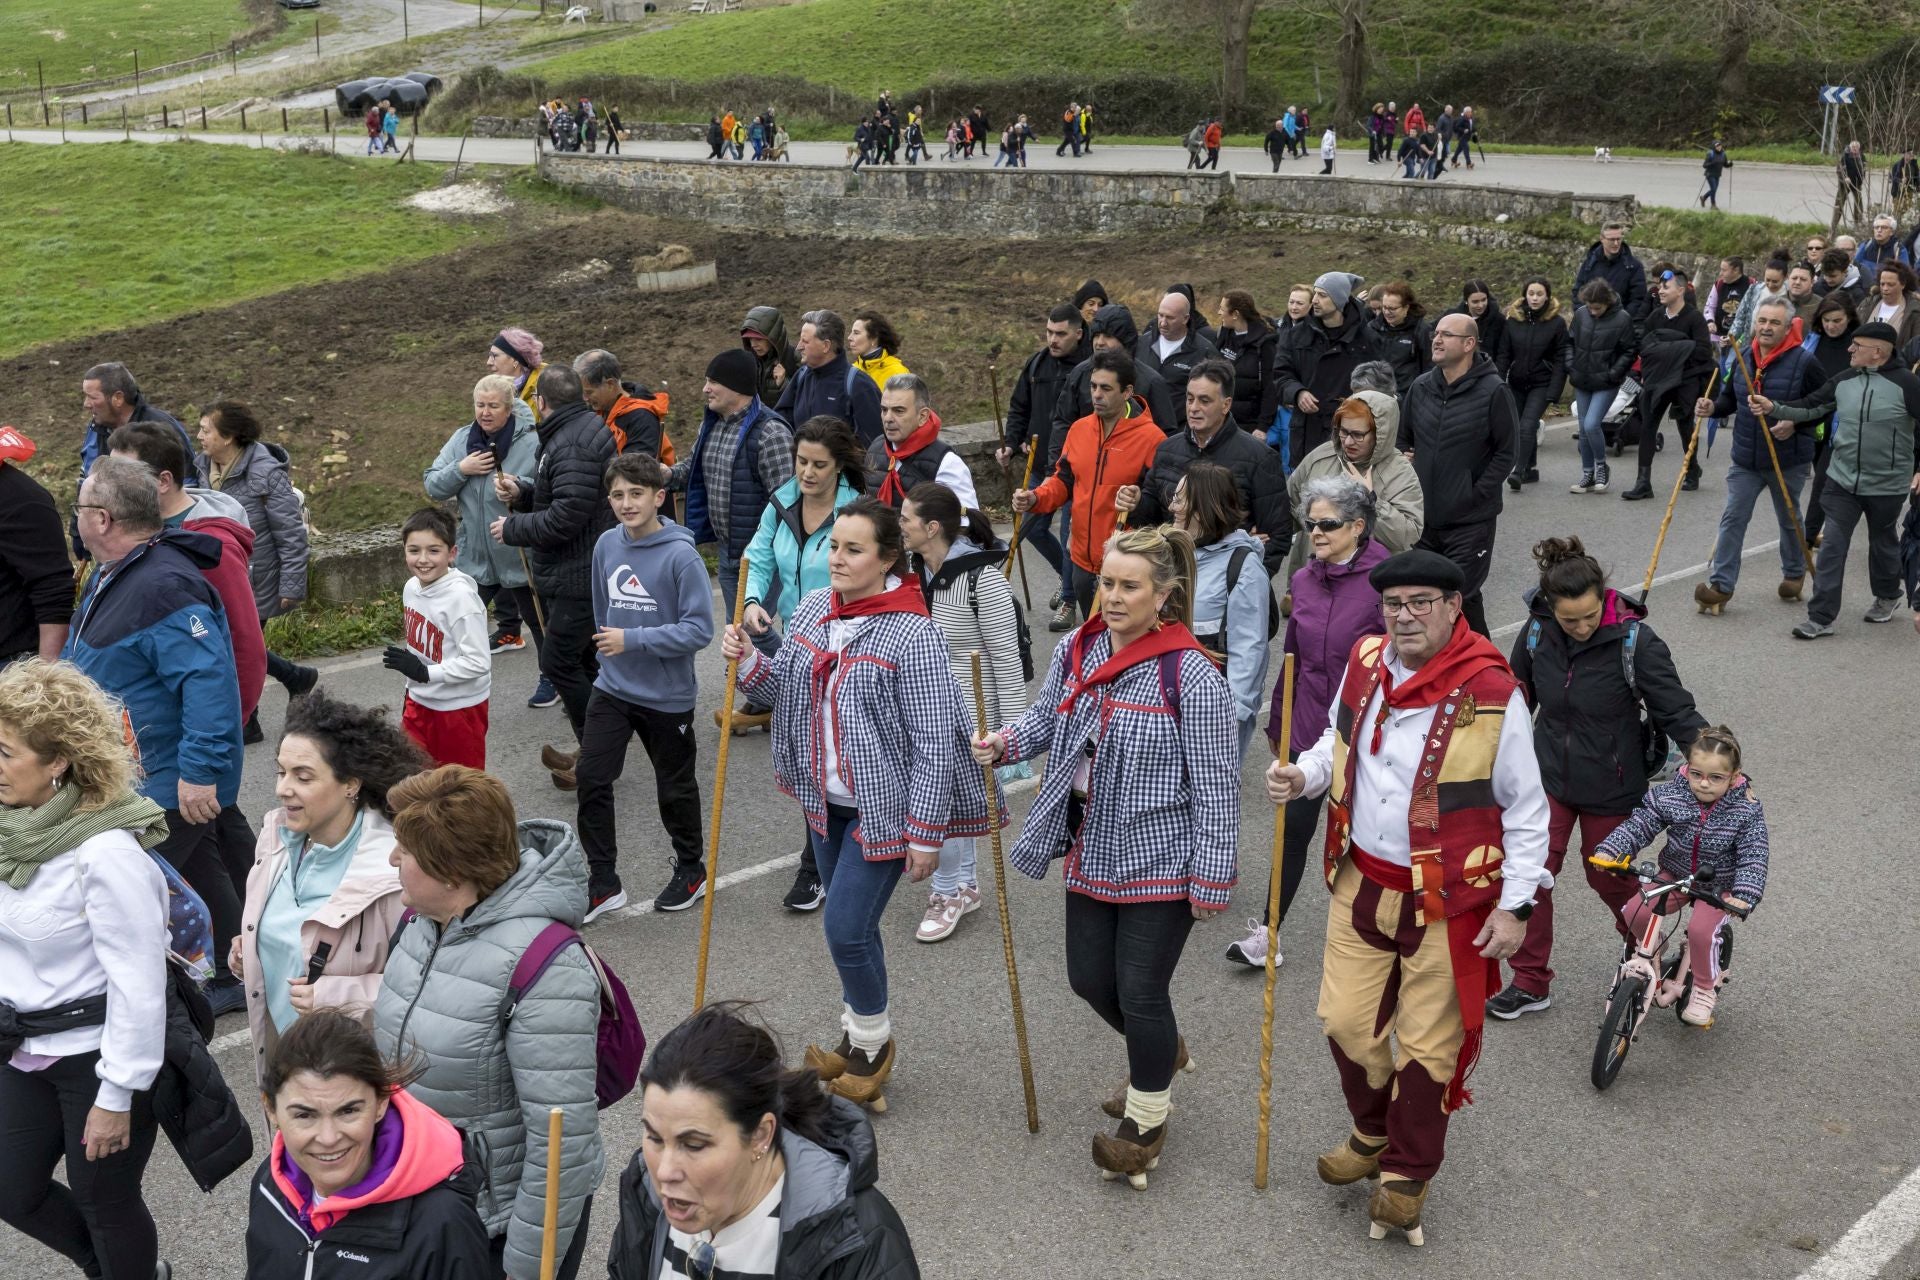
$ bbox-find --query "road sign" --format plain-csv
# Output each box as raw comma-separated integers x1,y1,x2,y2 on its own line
1820,86,1857,105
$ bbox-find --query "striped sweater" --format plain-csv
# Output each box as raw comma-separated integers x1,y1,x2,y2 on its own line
1593,772,1771,906
996,629,1239,906
914,539,1029,730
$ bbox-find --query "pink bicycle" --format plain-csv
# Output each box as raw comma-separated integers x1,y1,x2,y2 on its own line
1586,854,1749,1091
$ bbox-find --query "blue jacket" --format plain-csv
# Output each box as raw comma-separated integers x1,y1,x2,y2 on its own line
681,397,786,561
64,530,243,806
75,399,197,557
589,520,714,713
774,354,882,446
742,474,862,624
1707,328,1824,471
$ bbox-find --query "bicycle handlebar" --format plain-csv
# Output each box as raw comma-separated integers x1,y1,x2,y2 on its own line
1584,854,1750,919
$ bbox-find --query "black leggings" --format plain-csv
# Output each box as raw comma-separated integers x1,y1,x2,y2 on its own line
1064,893,1195,1093
1634,379,1703,472
0,1053,158,1279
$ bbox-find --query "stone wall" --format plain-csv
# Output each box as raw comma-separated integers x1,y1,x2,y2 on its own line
537,153,1636,240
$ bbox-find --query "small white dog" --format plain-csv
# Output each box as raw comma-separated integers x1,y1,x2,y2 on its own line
1593,146,1613,163
563,5,591,22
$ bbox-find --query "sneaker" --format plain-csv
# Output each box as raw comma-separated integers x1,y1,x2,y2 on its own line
1593,461,1611,492
1680,983,1717,1027
1864,596,1903,624
1048,599,1077,632
527,676,561,708
1790,618,1835,640
1569,471,1595,494
915,885,981,942
783,866,825,912
1225,918,1277,968
583,885,628,924
1485,983,1552,1020
655,864,707,912
490,628,527,653
206,976,247,1019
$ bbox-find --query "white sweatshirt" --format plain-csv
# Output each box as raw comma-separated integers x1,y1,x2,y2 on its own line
402,568,492,711
0,830,169,1110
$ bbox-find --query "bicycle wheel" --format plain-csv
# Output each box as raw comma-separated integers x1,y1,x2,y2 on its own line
1591,974,1647,1091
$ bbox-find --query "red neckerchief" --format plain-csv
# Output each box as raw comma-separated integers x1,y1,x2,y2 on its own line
1368,615,1512,753
1057,614,1205,714
809,579,930,689
1751,316,1805,374
876,409,944,505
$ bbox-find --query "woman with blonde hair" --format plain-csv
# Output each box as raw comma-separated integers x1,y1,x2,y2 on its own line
0,659,176,1279
972,524,1237,1189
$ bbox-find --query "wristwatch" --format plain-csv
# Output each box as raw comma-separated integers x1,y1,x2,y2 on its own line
1507,900,1536,922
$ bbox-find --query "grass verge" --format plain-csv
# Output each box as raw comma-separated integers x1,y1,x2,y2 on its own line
0,141,503,357
1517,208,1827,261
265,591,402,658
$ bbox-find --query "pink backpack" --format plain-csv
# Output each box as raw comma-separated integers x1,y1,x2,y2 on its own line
505,922,645,1109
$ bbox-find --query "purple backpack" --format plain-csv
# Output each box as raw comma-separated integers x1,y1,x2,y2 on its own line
504,922,645,1109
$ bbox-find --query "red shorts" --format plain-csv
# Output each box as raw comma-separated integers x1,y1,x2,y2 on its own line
402,697,489,770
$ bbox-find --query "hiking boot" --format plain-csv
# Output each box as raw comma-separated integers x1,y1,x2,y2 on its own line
1485,983,1551,1020
1048,599,1077,632
1694,582,1732,615
1368,1177,1430,1246
1777,575,1805,601
1317,1130,1388,1185
490,628,526,653
527,677,561,708
541,743,578,773
1593,461,1611,492
1680,983,1718,1027
915,886,981,943
1864,596,1903,624
1101,1037,1193,1118
206,976,247,1019
783,866,824,912
829,1039,895,1112
714,704,773,733
655,864,707,912
1620,467,1655,501
1791,618,1835,640
1092,1117,1167,1189
1047,587,1063,611
583,884,627,924
1224,918,1278,968
1569,470,1596,494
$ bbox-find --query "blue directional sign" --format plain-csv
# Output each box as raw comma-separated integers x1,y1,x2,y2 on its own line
1820,86,1857,105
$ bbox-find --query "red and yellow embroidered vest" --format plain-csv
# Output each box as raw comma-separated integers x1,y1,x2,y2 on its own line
1323,635,1519,925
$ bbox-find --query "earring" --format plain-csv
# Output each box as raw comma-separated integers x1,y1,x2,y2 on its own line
52,772,66,790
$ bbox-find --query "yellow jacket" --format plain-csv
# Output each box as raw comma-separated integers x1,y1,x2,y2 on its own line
853,350,911,389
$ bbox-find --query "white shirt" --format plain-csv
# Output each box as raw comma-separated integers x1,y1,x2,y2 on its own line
1154,332,1184,362
0,830,169,1109
1295,648,1553,911
664,1176,783,1280
930,449,980,510
821,615,867,808
1875,299,1901,323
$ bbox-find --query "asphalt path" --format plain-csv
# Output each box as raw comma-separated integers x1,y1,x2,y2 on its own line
5,418,1914,1278
0,124,1852,221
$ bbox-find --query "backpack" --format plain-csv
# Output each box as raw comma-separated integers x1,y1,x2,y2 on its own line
503,922,645,1110
964,565,1035,683
1226,545,1282,640
1524,616,1674,780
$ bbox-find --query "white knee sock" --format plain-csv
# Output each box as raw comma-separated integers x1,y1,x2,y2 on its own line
1124,1086,1171,1133
844,1006,891,1055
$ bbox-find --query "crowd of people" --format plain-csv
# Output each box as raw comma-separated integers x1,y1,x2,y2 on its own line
3,200,1919,1271
546,96,625,155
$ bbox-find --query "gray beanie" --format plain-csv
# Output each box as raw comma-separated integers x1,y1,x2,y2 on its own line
1314,272,1363,311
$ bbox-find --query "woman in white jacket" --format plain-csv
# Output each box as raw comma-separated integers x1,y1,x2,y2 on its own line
1173,463,1271,761
899,482,1030,943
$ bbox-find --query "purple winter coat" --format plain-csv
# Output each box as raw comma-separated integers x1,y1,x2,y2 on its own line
1273,537,1391,754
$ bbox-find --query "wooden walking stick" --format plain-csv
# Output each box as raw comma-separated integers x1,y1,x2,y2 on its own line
1728,339,1817,581
539,1106,563,1280
515,547,549,634
693,556,752,1012
1638,366,1719,601
1001,437,1041,582
1253,653,1295,1191
971,650,1040,1134
989,360,1034,609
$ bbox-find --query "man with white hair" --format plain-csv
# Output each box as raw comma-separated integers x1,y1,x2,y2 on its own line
1855,213,1912,275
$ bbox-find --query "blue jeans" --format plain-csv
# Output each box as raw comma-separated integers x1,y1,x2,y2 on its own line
717,557,780,710
1016,509,1064,584
1708,462,1810,590
811,806,906,1016
1573,387,1617,473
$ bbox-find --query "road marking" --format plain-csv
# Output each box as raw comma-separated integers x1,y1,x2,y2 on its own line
208,848,807,1055
1488,540,1781,640
1797,1165,1920,1279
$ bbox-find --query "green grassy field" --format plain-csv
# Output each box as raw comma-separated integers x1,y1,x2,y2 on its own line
0,142,499,357
0,0,272,93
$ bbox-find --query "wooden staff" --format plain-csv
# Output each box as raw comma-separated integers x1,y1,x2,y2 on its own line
1727,339,1817,579
539,1106,563,1280
989,361,1033,609
1254,653,1295,1191
693,556,752,1012
971,650,1040,1133
516,548,549,633
1001,436,1040,580
1639,366,1719,600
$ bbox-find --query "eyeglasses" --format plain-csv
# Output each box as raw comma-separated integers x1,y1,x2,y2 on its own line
1381,595,1445,617
1335,429,1375,443
1303,518,1350,533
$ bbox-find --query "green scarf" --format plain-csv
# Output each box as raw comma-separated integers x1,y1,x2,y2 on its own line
0,785,170,889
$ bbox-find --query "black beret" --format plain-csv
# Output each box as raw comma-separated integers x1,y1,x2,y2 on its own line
1369,548,1465,594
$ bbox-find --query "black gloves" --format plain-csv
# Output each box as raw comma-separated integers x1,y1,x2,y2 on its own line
383,645,430,683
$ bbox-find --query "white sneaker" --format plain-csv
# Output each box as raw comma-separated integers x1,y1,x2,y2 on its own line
1225,918,1279,968
1680,983,1718,1027
915,886,981,943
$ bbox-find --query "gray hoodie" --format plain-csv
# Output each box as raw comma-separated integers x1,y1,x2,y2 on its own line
590,518,715,711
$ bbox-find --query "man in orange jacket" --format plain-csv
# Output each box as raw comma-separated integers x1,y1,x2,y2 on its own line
1013,349,1163,623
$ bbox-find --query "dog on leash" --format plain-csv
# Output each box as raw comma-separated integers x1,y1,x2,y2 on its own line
564,5,591,22
1593,146,1613,162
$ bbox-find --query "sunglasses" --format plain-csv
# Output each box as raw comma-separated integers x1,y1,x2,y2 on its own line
1659,270,1681,283
1302,518,1351,533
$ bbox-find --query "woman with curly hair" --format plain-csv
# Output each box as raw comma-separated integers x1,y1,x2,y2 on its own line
0,659,176,1280
230,690,428,1089
848,310,910,389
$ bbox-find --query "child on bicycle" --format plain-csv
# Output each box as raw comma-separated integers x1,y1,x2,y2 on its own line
1590,726,1769,1027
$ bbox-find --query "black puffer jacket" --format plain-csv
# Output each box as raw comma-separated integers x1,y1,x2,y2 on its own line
1396,356,1517,529
608,1096,919,1280
1446,303,1508,368
500,399,616,601
1368,309,1434,394
1637,302,1714,398
1004,343,1079,464
1275,296,1382,447
1499,304,1570,398
1132,423,1292,572
152,959,252,1194
1215,317,1279,430
1568,302,1637,392
1508,588,1705,814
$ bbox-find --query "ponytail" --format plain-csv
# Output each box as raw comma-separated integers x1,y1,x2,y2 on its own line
1107,523,1197,630
904,481,995,549
1531,534,1607,601
640,1002,836,1149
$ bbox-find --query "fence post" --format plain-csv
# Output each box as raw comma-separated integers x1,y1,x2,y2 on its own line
81,102,88,125
43,101,50,126
162,104,169,129
134,48,141,95
240,105,248,131
283,107,289,131
231,42,237,75
38,58,45,110
122,103,129,139
315,18,322,56
323,106,330,132
201,106,208,130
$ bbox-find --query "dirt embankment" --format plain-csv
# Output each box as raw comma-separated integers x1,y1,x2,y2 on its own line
4,204,1568,532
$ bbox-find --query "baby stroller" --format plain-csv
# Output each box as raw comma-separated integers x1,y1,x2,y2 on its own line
552,111,580,152
1603,375,1640,456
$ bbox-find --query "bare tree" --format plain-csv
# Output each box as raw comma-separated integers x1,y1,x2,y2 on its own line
1332,0,1371,126
1133,0,1261,119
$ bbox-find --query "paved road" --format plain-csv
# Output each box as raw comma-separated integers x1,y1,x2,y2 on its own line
0,123,1851,221
5,417,1915,1278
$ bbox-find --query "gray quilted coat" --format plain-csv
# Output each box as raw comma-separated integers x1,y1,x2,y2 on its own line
193,440,310,618
373,820,605,1280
